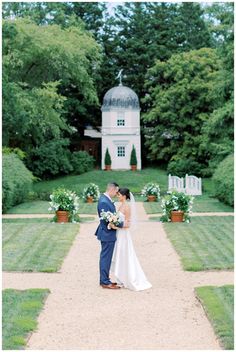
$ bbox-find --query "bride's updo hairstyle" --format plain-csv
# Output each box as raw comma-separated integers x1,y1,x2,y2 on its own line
118,188,130,200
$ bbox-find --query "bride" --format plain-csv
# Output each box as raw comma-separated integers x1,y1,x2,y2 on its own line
110,188,152,291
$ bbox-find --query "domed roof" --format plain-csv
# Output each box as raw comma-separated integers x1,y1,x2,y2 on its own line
102,85,140,111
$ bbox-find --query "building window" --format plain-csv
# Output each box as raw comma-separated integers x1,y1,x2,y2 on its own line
117,119,125,126
117,146,125,157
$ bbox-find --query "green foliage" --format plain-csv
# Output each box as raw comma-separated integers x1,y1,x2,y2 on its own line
212,154,234,206
70,151,94,175
141,183,161,199
167,158,203,177
82,183,100,202
2,153,34,213
2,289,49,350
49,188,80,215
143,48,221,174
160,191,194,222
26,139,73,179
2,147,26,160
104,148,111,165
130,145,138,166
2,17,101,175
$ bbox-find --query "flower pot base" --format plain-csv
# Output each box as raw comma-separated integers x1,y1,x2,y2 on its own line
87,196,93,203
56,211,69,223
171,211,184,222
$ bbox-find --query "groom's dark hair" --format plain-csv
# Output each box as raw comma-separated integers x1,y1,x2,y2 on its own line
107,182,119,189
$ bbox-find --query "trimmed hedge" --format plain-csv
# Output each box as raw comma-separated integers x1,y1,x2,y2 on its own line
212,154,234,206
71,151,94,174
3,153,34,213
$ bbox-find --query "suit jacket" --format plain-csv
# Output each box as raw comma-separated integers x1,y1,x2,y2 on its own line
95,194,123,242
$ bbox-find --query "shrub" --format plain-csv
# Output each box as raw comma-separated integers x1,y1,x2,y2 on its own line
26,139,73,179
3,153,34,212
71,151,94,174
130,145,137,166
167,158,203,177
212,154,234,206
104,148,111,165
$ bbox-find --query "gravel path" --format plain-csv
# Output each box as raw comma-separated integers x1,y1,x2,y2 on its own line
3,204,234,349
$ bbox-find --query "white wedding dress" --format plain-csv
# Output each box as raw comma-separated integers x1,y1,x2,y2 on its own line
111,211,152,291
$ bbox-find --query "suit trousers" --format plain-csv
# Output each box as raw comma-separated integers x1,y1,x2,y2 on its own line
99,240,116,285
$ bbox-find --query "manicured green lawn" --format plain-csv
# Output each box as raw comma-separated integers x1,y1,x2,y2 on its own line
163,216,234,271
195,285,234,350
144,194,233,214
2,288,50,350
6,201,98,215
3,223,80,272
2,216,95,223
33,168,168,195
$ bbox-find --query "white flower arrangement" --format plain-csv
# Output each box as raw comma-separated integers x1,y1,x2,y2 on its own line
82,183,100,202
141,182,161,199
160,190,194,223
48,188,80,222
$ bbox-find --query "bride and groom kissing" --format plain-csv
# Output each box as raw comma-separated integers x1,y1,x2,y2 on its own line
95,182,152,291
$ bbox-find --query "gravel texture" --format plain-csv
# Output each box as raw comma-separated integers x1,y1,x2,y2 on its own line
3,203,233,349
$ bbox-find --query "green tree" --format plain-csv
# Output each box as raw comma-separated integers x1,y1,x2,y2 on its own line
130,145,137,166
142,48,221,174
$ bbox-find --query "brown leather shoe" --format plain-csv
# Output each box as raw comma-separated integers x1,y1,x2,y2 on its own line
111,282,117,285
101,284,120,289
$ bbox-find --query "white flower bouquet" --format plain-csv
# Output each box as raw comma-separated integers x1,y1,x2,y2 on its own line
100,210,122,228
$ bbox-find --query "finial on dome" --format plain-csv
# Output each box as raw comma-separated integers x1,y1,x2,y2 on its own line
116,69,123,86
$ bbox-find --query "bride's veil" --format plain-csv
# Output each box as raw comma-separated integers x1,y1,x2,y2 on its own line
130,192,138,230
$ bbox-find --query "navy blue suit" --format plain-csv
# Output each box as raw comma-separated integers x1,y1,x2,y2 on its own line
95,194,123,285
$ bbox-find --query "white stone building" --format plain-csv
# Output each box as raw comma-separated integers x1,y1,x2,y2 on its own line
101,83,142,170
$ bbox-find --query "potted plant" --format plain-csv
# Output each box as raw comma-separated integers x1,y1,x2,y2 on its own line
104,148,112,171
160,190,194,223
48,188,80,223
141,182,160,202
82,183,100,203
130,145,138,171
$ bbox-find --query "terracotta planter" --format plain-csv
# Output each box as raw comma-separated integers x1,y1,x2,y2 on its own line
131,165,137,171
56,210,69,223
87,196,94,203
171,210,184,222
105,165,111,171
147,195,157,202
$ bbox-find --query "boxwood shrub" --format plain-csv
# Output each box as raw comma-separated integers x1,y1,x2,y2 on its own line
212,154,234,207
3,153,34,212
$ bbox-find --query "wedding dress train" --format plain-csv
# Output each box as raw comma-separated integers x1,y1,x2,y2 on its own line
111,212,152,291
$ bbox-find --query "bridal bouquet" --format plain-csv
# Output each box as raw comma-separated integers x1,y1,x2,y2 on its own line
100,210,122,228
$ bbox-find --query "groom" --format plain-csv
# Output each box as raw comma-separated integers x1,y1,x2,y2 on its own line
95,182,124,289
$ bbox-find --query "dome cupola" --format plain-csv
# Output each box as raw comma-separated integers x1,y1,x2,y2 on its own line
102,85,140,111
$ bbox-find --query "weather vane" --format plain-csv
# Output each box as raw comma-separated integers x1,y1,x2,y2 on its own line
116,69,123,86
